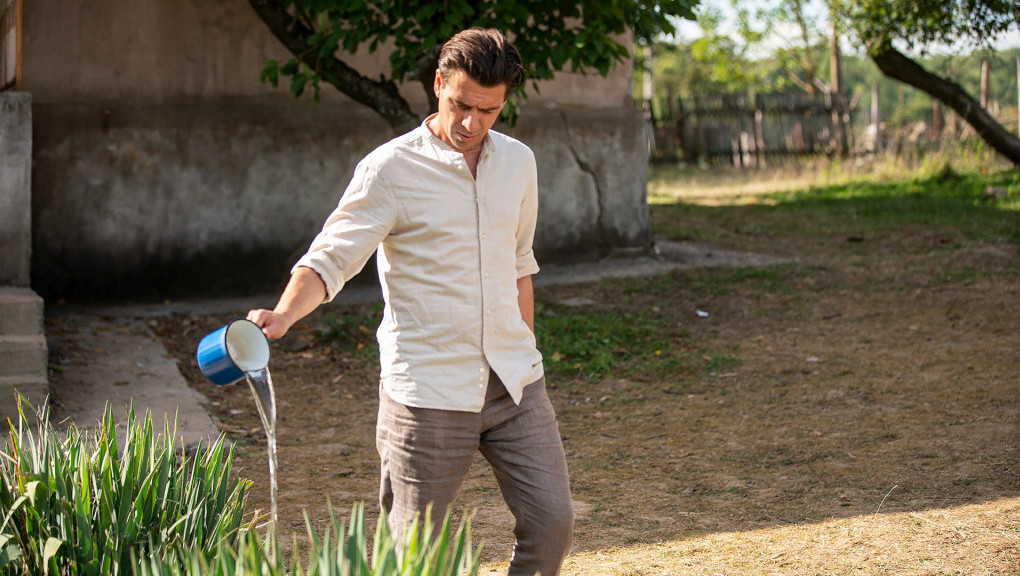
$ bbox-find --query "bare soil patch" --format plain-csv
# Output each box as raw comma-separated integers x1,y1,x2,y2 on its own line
151,188,1020,574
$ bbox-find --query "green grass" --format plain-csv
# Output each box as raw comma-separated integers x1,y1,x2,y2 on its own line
541,166,1019,389
537,307,654,382
765,169,1020,243
652,167,1020,250
536,304,692,383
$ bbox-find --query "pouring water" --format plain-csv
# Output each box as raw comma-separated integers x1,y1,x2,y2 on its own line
196,319,279,537
245,367,279,532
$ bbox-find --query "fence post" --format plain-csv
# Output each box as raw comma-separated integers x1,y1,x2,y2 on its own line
980,59,989,109
871,83,882,153
663,84,677,160
677,98,696,165
827,91,839,156
743,97,753,167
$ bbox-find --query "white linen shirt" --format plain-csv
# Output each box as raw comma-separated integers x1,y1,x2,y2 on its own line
293,115,544,412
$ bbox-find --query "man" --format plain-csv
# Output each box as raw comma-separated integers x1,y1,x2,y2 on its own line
247,28,574,576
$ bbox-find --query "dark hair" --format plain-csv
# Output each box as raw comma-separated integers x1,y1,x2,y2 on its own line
437,28,525,98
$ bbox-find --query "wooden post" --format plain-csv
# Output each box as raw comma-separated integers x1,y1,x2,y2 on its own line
663,83,676,161
872,83,882,153
755,104,766,167
13,0,18,89
980,58,989,109
829,21,842,95
678,98,696,165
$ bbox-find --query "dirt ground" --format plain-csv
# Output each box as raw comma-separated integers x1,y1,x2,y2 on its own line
151,189,1020,574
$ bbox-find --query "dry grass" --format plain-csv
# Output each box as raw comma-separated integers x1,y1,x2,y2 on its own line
648,147,1012,207
555,499,1020,575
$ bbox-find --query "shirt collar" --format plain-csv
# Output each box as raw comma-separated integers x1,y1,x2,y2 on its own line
421,113,497,159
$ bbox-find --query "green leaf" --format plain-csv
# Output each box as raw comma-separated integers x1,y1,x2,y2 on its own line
0,533,20,567
42,537,63,571
23,480,44,507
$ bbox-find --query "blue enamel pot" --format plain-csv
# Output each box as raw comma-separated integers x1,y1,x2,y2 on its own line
196,319,271,386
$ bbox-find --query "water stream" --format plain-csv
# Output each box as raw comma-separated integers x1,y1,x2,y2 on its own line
244,367,278,535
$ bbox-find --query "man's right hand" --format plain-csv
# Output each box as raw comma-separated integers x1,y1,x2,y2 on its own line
246,309,294,340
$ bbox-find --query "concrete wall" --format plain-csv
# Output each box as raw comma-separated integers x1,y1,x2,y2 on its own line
24,0,650,300
0,92,32,287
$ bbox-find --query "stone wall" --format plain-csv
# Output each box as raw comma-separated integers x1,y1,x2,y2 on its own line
23,0,650,300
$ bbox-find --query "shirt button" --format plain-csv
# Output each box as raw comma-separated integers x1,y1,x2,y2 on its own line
485,309,492,315
479,367,486,373
457,165,464,171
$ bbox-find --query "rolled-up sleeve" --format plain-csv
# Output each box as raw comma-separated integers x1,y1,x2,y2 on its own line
514,151,540,279
292,162,397,302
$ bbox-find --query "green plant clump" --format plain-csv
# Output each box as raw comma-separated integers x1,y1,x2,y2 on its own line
0,399,250,575
0,398,480,575
139,504,480,576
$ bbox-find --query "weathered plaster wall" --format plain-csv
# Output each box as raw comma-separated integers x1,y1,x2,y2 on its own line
24,0,649,299
31,100,381,296
0,93,32,287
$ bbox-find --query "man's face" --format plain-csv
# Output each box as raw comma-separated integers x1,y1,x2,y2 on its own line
432,69,507,153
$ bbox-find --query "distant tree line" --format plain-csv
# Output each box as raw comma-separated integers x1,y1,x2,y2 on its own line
637,43,1019,148
635,0,1020,164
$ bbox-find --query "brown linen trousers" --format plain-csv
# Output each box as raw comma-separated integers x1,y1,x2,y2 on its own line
377,371,574,575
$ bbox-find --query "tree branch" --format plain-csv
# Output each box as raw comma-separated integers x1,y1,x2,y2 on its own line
869,42,1020,165
249,0,419,133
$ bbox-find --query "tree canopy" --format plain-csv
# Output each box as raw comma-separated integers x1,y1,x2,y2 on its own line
250,0,698,132
837,0,1018,51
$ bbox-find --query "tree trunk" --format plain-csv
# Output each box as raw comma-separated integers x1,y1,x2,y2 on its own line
869,43,1020,165
248,0,419,134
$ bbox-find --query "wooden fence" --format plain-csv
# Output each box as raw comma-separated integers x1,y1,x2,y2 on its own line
645,90,855,166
